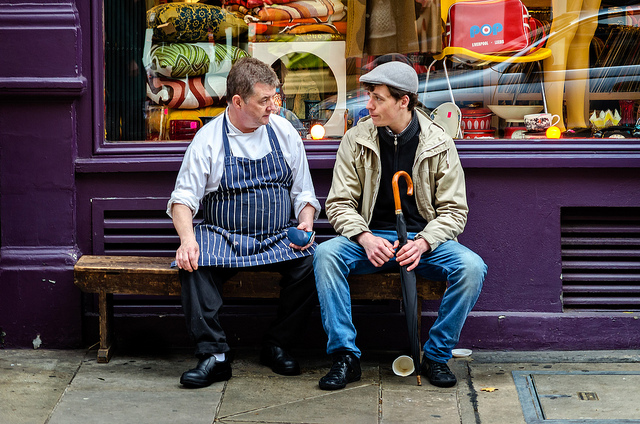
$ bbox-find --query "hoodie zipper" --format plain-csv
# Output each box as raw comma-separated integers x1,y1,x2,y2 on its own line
394,134,399,173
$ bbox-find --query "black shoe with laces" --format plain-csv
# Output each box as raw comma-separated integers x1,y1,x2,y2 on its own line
420,354,457,388
318,352,361,390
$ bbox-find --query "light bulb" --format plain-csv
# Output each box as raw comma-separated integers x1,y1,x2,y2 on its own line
546,126,561,139
310,124,325,140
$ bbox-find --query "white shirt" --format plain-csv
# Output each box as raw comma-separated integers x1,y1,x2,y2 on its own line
167,109,321,221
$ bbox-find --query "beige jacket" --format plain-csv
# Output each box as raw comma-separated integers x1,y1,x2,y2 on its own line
325,109,468,252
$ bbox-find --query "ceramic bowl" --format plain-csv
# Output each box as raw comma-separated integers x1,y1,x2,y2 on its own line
487,105,544,122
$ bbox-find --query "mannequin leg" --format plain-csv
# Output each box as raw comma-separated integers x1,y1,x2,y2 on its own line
543,0,584,132
565,0,602,129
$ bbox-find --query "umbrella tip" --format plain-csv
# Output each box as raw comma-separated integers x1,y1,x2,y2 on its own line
417,375,422,386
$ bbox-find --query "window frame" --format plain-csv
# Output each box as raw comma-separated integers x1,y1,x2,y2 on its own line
92,0,191,156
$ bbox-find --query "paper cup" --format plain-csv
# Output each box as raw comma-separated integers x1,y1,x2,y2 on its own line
392,355,415,377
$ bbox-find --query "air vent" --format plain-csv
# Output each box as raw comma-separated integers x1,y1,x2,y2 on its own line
102,208,180,256
91,197,335,256
561,207,640,311
92,198,181,256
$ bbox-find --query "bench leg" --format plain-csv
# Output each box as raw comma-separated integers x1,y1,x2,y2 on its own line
97,291,113,363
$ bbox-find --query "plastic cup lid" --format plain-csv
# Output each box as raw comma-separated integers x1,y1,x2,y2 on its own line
452,348,473,358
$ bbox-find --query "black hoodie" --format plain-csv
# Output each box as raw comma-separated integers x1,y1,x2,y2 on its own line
369,112,428,233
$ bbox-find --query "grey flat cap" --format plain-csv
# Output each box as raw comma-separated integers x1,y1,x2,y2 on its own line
359,61,419,94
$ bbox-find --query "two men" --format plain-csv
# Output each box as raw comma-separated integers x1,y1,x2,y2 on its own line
313,61,486,390
168,57,320,388
169,57,485,390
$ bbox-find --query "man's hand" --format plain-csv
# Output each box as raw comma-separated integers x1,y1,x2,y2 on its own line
396,238,430,271
356,232,398,267
175,238,200,272
289,223,315,251
171,203,200,272
290,203,316,251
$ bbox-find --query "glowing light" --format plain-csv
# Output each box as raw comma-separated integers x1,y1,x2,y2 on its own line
310,124,325,140
546,126,561,139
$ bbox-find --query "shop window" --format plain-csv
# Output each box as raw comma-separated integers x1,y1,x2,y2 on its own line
102,0,640,145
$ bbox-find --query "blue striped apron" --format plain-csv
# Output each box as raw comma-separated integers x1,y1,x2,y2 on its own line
194,115,315,268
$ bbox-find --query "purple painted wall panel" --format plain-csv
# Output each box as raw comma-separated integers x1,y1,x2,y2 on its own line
0,1,83,348
1,101,76,247
461,167,640,313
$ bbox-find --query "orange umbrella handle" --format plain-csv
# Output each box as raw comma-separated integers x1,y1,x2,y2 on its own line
392,171,413,214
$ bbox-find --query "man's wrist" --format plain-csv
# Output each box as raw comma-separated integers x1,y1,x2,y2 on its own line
414,237,430,253
355,231,372,244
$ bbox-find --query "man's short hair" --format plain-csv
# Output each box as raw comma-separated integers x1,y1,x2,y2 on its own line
226,57,280,103
363,82,419,112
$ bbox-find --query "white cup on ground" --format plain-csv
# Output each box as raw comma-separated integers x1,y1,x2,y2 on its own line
392,355,415,377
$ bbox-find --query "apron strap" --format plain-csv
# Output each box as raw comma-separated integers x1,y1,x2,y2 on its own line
222,113,282,157
221,114,233,158
265,123,282,154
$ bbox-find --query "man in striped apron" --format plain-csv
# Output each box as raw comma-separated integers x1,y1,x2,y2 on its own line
168,58,321,388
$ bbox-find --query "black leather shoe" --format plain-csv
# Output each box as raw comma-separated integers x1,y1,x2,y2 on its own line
420,354,456,388
318,353,361,390
180,355,232,388
260,344,301,376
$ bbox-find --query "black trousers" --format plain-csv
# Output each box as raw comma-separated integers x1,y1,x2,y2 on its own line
179,255,317,357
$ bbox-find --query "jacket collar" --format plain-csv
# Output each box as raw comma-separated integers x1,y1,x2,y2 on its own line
353,108,452,156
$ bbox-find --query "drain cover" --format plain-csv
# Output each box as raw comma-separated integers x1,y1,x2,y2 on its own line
513,370,640,423
577,392,599,401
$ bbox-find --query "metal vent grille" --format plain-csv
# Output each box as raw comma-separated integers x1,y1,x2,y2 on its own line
92,198,180,256
91,197,335,256
561,207,640,311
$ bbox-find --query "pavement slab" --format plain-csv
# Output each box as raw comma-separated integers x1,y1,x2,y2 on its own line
47,354,224,424
0,349,84,424
218,361,380,424
219,381,380,424
379,361,462,424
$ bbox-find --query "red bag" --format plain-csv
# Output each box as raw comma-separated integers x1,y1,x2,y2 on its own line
446,0,540,55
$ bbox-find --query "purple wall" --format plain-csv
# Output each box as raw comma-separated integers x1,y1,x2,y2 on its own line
457,164,640,350
0,1,85,348
1,1,639,351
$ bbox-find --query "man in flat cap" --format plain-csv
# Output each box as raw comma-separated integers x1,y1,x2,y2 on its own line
313,59,486,390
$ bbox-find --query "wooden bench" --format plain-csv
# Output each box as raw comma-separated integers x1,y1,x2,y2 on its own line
74,255,446,363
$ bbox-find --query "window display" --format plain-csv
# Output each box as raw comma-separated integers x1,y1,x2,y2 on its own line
103,0,640,143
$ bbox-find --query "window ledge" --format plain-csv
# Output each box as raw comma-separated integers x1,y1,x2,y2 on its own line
76,139,640,173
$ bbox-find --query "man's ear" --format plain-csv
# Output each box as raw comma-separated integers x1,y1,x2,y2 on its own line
401,95,410,109
231,94,243,110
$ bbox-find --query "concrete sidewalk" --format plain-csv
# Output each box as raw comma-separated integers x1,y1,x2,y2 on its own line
2,348,639,423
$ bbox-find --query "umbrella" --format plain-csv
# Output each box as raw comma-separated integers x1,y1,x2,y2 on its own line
392,170,422,386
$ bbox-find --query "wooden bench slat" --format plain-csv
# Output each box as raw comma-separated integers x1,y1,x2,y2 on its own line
74,255,176,274
74,255,445,300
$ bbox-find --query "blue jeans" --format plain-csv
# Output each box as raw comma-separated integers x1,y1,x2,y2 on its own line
314,230,486,363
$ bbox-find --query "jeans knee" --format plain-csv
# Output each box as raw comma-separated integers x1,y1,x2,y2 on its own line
469,253,487,280
314,240,344,268
465,253,487,291
313,240,347,292
450,250,486,292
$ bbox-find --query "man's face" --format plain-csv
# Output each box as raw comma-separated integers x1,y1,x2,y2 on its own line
237,82,278,132
365,84,407,128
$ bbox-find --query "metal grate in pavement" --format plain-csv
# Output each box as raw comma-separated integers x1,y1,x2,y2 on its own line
513,370,640,423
